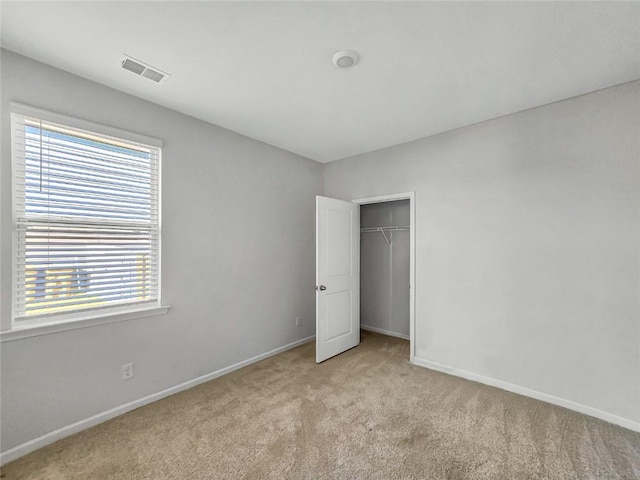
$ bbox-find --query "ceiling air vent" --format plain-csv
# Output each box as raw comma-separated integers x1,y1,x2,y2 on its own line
121,54,170,84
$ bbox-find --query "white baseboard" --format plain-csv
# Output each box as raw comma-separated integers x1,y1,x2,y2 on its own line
411,357,640,434
361,324,410,341
0,335,315,466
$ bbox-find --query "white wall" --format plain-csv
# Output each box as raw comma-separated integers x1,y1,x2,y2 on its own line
325,81,640,426
0,50,323,453
360,201,410,337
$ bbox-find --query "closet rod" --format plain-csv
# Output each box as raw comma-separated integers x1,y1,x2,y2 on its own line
360,226,410,246
360,226,410,232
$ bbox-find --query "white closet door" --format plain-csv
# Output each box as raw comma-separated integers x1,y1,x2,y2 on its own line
315,196,360,363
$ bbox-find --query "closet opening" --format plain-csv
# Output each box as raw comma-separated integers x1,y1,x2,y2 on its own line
353,193,415,362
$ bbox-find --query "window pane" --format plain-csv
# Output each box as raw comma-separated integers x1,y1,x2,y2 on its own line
19,222,157,316
24,121,154,222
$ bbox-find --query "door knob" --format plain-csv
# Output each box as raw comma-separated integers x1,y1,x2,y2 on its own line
315,285,327,291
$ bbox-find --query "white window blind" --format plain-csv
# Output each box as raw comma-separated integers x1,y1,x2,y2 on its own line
11,109,161,324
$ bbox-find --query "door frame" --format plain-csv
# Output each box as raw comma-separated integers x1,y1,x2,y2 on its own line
352,192,415,363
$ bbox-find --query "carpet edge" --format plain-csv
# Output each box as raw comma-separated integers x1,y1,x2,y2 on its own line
412,356,640,433
0,335,316,466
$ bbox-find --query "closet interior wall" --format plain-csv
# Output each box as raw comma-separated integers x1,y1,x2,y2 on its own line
360,200,410,339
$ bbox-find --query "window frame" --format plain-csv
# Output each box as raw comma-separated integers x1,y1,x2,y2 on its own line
5,102,167,338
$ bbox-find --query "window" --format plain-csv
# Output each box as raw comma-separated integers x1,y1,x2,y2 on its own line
11,104,162,328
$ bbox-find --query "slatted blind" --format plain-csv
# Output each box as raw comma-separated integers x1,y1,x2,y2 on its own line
12,111,160,322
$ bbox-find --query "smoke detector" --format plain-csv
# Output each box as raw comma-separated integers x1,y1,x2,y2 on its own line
332,50,359,68
121,54,170,84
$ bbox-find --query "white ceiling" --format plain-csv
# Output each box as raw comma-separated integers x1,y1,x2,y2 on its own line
2,1,639,163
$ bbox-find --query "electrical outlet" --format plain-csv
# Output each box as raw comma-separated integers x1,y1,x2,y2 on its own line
121,363,134,380
295,316,301,327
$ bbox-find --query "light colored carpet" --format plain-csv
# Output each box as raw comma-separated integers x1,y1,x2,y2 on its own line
2,331,639,480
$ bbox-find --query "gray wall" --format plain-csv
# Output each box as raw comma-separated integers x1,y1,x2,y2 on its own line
325,81,640,424
360,201,410,337
0,50,323,452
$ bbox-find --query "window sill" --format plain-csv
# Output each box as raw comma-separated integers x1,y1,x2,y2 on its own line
0,305,171,342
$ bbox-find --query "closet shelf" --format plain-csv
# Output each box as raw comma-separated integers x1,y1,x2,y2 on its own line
360,226,410,246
